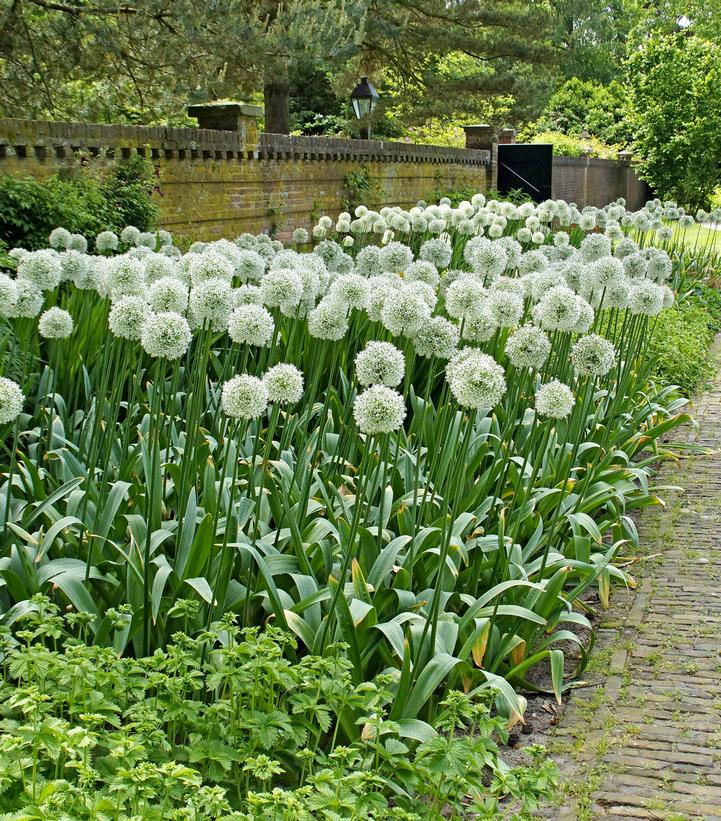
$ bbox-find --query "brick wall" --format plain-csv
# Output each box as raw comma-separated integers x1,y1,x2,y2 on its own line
552,155,650,211
0,118,491,242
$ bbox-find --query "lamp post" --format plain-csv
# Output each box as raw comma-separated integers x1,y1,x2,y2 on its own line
350,76,379,140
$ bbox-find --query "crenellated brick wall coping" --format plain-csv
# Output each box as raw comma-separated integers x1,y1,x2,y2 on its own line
553,154,633,168
0,118,491,167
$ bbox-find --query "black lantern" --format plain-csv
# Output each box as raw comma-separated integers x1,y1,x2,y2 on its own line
350,76,379,140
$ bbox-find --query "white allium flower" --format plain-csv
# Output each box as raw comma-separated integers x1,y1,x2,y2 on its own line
602,276,631,309
17,250,62,291
613,237,638,259
488,223,504,238
517,250,548,276
128,246,152,260
446,348,506,409
189,252,235,286
504,325,551,370
491,276,526,298
380,241,414,274
329,273,370,310
656,226,673,242
342,235,354,248
49,227,72,250
645,250,672,283
531,231,546,244
623,253,648,280
661,285,675,309
312,225,327,240
355,341,405,387
227,304,275,347
445,276,486,321
189,241,208,254
578,213,596,231
38,306,73,339
463,237,508,280
355,245,385,278
353,385,406,435
516,227,532,243
144,253,176,285
574,296,595,333
189,278,233,329
429,218,447,234
12,280,44,318
157,229,173,247
554,231,570,247
0,377,24,424
59,250,89,284
106,257,145,297
232,284,264,306
487,290,523,327
233,249,265,282
292,228,310,245
140,312,192,359
580,233,612,262
406,260,440,289
307,298,349,340
108,295,151,340
420,237,452,269
149,277,188,314
136,231,156,249
527,268,566,302
495,236,523,270
413,316,460,359
120,226,141,246
461,307,498,342
532,286,581,332
0,275,18,317
69,234,87,253
380,284,432,337
221,374,268,419
263,363,304,405
535,380,575,419
570,334,616,377
628,280,664,316
260,268,303,308
8,248,28,261
318,215,334,230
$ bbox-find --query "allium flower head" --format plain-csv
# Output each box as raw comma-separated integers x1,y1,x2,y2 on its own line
189,278,233,329
355,245,385,278
38,306,74,339
580,233,612,262
120,226,141,246
628,280,664,316
232,284,264,306
645,250,672,283
60,250,89,285
221,374,268,419
143,254,176,285
504,325,551,370
623,253,648,280
329,273,370,310
0,377,24,424
491,276,525,299
49,227,72,250
106,257,145,297
446,348,506,410
149,277,188,314
463,237,508,281
292,228,310,245
307,298,349,341
613,238,639,259
406,260,440,289
353,385,406,435
260,268,303,309
461,307,498,343
17,250,62,291
227,304,275,347
602,276,631,309
189,252,235,286
108,296,152,340
355,341,405,387
487,290,523,327
527,268,566,303
413,316,460,359
235,249,266,282
517,250,548,276
0,275,18,317
420,237,452,269
532,286,582,332
12,280,44,318
140,312,192,359
445,276,486,321
263,363,304,405
380,241,414,274
380,284,432,337
570,334,616,377
535,380,575,419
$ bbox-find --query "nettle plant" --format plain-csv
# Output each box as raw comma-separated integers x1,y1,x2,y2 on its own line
0,195,710,734
0,598,558,819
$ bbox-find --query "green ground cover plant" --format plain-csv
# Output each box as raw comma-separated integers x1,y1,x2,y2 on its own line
0,193,718,815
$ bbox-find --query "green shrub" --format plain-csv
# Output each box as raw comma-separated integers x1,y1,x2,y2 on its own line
647,296,719,394
0,597,558,820
0,156,158,250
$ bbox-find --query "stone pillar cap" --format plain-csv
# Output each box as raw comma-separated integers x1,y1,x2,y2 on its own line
188,101,263,119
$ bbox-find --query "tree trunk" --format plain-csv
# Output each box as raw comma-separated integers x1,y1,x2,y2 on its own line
264,80,290,134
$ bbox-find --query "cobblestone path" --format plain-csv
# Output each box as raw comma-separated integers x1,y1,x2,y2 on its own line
547,337,721,820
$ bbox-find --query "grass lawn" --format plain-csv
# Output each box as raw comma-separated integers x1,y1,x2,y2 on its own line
671,222,721,254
